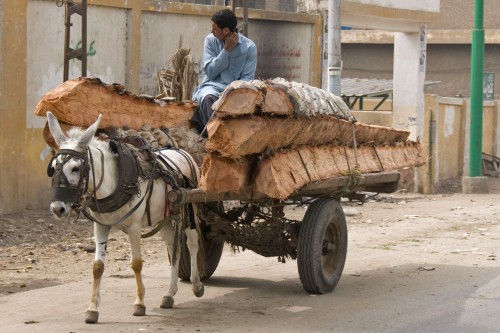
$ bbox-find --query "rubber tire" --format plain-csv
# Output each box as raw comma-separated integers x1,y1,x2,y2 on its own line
297,198,348,294
178,230,224,281
177,202,224,281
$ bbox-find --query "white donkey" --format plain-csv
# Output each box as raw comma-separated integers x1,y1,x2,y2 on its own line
46,111,204,324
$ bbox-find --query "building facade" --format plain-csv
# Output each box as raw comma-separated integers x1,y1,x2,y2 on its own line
342,0,500,100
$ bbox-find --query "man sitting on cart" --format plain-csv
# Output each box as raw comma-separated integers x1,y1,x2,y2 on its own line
192,8,257,137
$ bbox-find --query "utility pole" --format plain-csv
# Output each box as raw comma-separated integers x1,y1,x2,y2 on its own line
231,0,248,37
469,0,484,177
242,0,248,37
328,0,341,96
463,0,488,193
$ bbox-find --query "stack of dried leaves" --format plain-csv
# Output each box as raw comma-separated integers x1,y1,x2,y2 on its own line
157,37,200,102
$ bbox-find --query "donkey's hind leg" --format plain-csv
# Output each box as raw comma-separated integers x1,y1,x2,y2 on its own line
159,221,179,309
185,227,204,297
128,224,147,316
85,223,111,324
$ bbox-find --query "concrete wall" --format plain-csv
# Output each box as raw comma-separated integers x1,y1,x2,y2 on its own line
483,103,500,154
27,2,129,129
0,0,321,214
0,0,28,214
341,42,500,101
421,95,500,193
139,9,318,94
355,94,500,194
341,0,500,100
343,0,439,12
427,0,500,30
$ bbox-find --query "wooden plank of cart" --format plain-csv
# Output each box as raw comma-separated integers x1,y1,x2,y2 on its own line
168,170,401,295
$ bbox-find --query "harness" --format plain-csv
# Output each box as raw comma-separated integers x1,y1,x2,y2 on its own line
85,142,140,212
48,138,198,235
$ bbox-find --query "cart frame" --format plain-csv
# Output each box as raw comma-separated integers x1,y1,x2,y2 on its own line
170,171,401,294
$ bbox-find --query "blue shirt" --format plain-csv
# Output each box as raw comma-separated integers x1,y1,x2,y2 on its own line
192,32,257,104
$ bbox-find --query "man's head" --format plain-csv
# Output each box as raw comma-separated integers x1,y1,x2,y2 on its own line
211,9,237,40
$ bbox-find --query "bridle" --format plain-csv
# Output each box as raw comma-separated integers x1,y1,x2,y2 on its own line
47,147,104,212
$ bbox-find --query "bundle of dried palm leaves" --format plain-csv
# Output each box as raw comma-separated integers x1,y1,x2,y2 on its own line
157,37,200,102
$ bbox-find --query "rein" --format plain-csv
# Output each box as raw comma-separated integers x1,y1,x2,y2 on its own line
87,147,105,211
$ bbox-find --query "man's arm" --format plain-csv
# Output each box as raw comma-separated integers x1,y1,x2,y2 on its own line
203,35,231,80
239,43,257,81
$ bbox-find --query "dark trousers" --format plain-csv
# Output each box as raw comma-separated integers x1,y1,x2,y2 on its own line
192,94,218,137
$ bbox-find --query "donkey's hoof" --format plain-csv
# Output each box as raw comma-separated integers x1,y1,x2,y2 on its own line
194,284,204,298
160,296,174,309
133,304,146,316
85,310,99,324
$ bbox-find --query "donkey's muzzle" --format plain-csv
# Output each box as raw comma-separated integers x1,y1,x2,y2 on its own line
50,201,69,218
52,186,81,203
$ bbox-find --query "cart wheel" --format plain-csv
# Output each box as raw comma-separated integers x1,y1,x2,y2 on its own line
178,232,224,281
297,198,347,294
178,204,225,281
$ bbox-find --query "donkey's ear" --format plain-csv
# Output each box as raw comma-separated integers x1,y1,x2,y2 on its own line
47,112,68,147
78,114,102,149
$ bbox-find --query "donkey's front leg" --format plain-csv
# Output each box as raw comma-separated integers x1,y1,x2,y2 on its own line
85,223,111,324
128,225,146,316
185,227,204,297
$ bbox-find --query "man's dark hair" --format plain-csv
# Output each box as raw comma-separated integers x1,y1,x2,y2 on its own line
212,9,237,32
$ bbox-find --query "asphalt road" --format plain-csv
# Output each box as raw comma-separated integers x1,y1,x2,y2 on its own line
1,192,500,332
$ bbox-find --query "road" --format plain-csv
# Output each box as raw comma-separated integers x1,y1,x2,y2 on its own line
1,190,500,332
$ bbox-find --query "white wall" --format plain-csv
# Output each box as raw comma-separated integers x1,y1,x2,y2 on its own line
252,20,313,84
27,1,128,128
140,12,207,95
392,30,425,139
343,0,439,12
306,0,440,13
26,2,318,109
140,12,315,95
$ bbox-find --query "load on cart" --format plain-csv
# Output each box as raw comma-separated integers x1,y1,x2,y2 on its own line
35,75,424,324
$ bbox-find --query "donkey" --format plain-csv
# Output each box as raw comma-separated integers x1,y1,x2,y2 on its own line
46,111,204,324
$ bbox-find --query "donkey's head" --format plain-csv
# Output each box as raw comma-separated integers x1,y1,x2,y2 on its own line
46,112,102,218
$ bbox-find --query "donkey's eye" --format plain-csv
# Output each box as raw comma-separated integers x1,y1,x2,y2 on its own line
72,166,80,173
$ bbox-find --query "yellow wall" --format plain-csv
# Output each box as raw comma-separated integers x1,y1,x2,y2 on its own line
0,1,322,214
422,95,499,194
0,0,29,214
482,104,498,155
353,110,393,127
435,100,466,181
357,95,500,194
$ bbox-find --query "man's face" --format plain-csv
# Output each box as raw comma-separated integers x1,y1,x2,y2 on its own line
211,21,230,41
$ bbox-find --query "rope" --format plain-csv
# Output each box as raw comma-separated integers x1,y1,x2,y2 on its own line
325,98,362,196
371,144,385,171
351,123,359,167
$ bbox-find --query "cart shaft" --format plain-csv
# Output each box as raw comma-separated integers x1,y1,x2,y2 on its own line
168,172,400,205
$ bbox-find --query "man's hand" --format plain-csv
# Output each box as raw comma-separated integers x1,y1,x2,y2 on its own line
224,32,238,52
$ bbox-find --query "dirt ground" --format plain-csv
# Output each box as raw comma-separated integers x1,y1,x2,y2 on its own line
0,177,498,298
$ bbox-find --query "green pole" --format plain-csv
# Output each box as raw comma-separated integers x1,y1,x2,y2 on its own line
469,0,484,177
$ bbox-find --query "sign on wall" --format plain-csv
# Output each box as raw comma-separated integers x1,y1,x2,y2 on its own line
483,72,494,101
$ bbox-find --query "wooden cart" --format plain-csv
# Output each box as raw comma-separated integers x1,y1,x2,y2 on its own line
168,171,400,294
